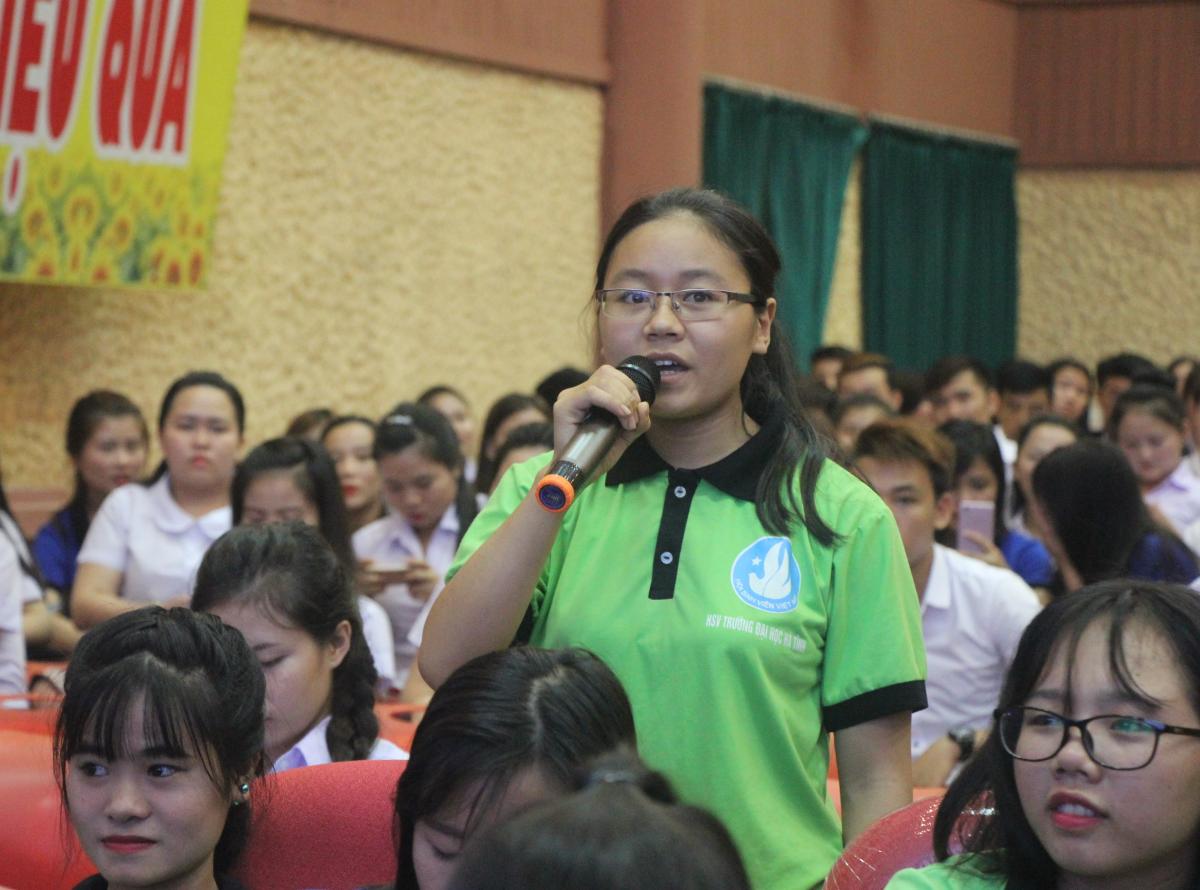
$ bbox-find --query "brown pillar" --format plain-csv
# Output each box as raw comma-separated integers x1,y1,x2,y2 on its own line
602,0,705,233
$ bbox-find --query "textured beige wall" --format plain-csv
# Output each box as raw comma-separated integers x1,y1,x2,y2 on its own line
821,160,863,350
821,166,1200,366
0,22,602,489
1017,170,1200,366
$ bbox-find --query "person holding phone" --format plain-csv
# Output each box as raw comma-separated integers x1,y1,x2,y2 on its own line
853,419,1041,788
938,420,1054,594
353,404,477,695
420,189,928,890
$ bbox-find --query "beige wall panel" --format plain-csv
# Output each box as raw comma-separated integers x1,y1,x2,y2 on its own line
1017,170,1200,366
820,160,863,351
0,22,603,489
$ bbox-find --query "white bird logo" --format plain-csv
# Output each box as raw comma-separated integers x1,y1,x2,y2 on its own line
748,541,792,600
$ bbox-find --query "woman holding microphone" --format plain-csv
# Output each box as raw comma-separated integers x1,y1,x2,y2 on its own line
420,189,927,890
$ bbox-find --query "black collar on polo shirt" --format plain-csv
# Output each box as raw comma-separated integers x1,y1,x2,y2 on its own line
605,409,784,502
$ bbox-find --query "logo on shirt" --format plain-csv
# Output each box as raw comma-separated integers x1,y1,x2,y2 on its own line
730,537,800,613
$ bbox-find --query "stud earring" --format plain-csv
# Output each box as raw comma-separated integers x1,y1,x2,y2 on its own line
239,782,251,795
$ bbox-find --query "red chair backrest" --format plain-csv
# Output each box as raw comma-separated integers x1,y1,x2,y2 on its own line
233,759,406,890
0,696,60,736
0,730,94,890
824,795,944,890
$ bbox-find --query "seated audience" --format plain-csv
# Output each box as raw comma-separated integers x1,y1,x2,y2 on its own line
321,415,385,534
925,356,998,430
72,371,244,628
486,421,554,496
1032,440,1199,593
418,386,479,486
1045,357,1093,429
1110,384,1200,536
1009,414,1080,538
285,407,334,441
810,344,853,392
938,420,1054,592
894,368,935,423
1095,352,1159,433
193,522,406,771
232,437,396,690
1168,355,1197,398
534,367,589,409
54,606,266,890
837,351,904,411
354,405,478,692
888,580,1200,890
33,391,148,610
474,393,548,494
833,393,895,454
854,421,1040,787
2,456,82,662
448,751,750,890
390,647,637,890
993,360,1049,474
1185,365,1200,462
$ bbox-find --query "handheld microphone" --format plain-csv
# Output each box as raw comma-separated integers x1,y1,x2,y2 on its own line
534,356,660,512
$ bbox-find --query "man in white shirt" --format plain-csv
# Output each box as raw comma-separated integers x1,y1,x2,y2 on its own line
854,419,1042,787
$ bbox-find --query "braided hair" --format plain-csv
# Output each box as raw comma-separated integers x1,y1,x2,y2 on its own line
193,522,380,762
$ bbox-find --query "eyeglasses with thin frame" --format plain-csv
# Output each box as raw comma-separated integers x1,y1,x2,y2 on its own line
996,706,1200,771
595,288,762,322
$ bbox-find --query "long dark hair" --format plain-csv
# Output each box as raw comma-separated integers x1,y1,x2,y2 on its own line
148,370,245,483
474,393,547,494
594,188,837,544
55,390,148,545
933,580,1200,888
448,749,750,890
393,647,638,890
938,419,1007,548
377,403,477,544
1009,414,1080,517
231,437,356,572
192,522,380,762
54,607,266,876
1032,440,1194,586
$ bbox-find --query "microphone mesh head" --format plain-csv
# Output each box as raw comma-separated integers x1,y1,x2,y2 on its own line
617,356,660,405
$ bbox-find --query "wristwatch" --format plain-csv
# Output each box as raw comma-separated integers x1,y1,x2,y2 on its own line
948,726,976,762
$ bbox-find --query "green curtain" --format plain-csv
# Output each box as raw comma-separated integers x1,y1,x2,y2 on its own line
861,123,1018,371
703,83,867,363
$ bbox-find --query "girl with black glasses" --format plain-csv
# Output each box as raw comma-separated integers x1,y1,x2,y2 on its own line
889,580,1200,889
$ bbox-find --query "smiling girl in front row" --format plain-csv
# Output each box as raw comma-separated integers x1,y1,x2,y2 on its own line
55,606,265,890
889,580,1200,890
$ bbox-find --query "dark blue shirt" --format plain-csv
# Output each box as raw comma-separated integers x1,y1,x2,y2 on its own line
32,507,81,596
1001,530,1054,587
1126,532,1200,585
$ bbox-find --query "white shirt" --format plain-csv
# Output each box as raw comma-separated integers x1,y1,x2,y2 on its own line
77,476,230,603
1184,519,1200,565
913,544,1042,757
0,512,38,694
352,507,460,684
1144,461,1200,537
357,594,396,690
271,714,408,773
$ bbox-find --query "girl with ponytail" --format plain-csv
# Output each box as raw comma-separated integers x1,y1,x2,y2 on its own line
353,403,478,696
193,522,406,770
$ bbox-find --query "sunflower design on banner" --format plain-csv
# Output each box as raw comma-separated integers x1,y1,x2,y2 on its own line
0,0,248,289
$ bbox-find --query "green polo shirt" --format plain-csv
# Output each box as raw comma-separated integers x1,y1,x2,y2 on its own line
448,415,927,890
886,855,1005,888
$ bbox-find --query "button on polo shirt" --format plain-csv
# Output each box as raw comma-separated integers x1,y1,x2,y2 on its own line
449,414,926,890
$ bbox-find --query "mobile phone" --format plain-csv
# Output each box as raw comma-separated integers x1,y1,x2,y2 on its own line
957,500,995,556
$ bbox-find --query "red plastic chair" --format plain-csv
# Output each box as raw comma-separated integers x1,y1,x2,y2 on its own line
824,795,944,889
374,701,423,752
0,730,94,890
232,758,406,890
0,695,61,736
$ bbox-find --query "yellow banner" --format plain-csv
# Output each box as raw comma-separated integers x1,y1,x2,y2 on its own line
0,0,247,289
